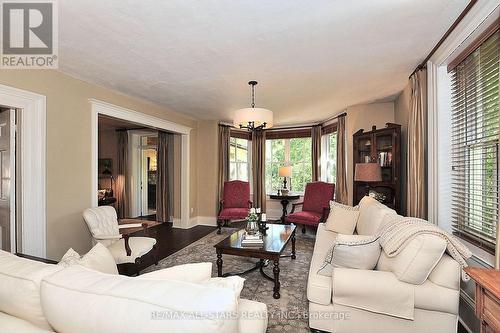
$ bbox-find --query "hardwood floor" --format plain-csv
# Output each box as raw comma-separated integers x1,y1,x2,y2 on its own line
119,221,216,275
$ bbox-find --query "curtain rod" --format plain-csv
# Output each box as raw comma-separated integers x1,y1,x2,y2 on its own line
219,111,347,131
408,0,477,79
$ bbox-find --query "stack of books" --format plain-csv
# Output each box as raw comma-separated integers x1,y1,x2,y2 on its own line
241,234,264,247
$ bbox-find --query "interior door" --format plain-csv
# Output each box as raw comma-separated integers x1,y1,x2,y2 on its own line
0,108,15,252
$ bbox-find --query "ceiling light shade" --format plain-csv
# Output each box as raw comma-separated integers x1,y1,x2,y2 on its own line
234,81,273,131
234,107,274,130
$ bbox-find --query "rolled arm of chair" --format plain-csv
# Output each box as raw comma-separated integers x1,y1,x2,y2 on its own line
290,202,303,214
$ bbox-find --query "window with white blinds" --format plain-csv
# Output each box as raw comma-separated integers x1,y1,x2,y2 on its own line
450,29,499,250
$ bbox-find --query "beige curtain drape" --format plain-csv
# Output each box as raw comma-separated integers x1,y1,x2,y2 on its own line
156,131,174,222
116,131,128,218
407,69,427,219
335,114,348,204
312,125,322,181
217,125,230,203
252,130,266,211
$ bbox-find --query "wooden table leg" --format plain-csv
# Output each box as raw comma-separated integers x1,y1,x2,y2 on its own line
216,251,223,277
291,231,296,260
280,199,289,223
273,259,280,299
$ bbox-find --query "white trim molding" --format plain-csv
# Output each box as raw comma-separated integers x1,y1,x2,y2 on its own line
90,100,193,228
190,216,217,228
0,84,46,257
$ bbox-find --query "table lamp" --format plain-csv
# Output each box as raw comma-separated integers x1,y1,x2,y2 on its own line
279,166,292,190
354,163,382,196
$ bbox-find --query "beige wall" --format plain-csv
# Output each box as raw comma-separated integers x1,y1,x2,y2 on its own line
0,70,197,260
196,120,219,219
394,82,411,214
345,102,395,205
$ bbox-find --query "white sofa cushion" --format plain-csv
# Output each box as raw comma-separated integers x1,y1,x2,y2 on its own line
356,196,396,235
58,243,118,275
307,224,338,305
377,234,447,285
318,234,380,276
324,201,359,235
41,265,239,333
333,268,414,320
141,262,213,283
0,250,62,330
238,299,268,333
0,312,55,333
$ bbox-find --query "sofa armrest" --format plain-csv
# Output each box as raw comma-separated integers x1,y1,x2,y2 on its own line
333,268,415,320
140,262,213,283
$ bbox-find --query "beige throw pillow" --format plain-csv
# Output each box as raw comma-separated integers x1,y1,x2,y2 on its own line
318,234,381,276
324,201,359,235
59,243,118,275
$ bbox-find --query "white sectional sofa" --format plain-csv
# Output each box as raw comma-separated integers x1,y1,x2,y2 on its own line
308,197,461,333
0,250,268,333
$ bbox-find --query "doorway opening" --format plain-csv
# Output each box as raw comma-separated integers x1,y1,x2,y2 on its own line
140,135,157,217
97,114,179,223
0,107,19,253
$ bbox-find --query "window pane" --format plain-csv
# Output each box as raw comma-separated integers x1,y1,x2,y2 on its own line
229,162,236,180
450,30,499,247
265,139,285,193
229,137,250,181
289,137,312,192
238,163,248,182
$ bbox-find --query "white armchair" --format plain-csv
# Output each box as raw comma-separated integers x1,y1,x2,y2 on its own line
83,206,157,275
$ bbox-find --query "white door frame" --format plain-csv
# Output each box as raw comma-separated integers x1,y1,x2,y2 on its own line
0,84,46,257
90,100,192,228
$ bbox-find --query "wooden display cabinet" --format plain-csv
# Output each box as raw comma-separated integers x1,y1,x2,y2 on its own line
353,123,402,213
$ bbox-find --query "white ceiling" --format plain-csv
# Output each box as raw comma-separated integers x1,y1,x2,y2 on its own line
59,0,468,125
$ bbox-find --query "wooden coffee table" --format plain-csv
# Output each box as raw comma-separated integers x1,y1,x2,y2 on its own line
214,223,296,299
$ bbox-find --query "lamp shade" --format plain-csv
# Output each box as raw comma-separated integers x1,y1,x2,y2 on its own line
279,166,292,177
234,107,273,129
354,163,382,182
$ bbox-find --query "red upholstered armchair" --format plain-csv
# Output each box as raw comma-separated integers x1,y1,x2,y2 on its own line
286,182,335,234
217,180,252,234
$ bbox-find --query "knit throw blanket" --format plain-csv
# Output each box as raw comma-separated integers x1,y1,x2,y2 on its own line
378,216,472,270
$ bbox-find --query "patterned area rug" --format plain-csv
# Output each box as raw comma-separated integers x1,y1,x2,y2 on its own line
142,227,316,333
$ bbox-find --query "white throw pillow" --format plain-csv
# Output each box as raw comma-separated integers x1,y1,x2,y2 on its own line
356,196,396,235
377,234,447,285
202,276,245,299
318,234,381,276
0,250,62,330
324,201,359,235
58,243,118,275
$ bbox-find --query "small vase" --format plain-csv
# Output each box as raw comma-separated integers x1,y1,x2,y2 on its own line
245,220,259,235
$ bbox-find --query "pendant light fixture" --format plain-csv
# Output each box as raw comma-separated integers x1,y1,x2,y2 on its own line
233,81,273,131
